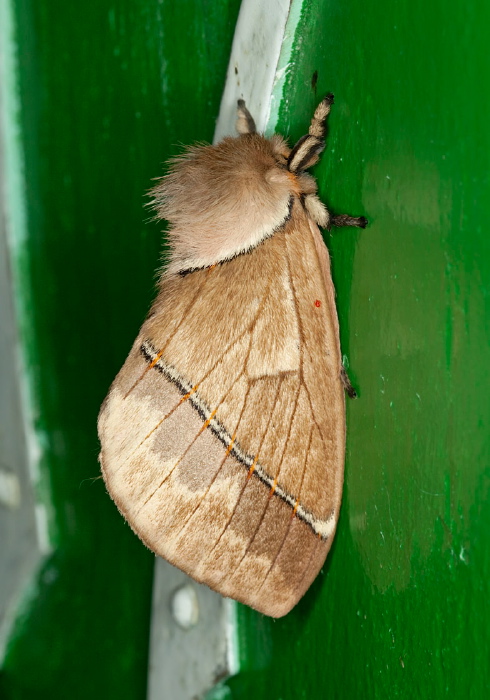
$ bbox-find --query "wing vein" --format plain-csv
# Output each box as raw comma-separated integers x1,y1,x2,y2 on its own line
223,378,302,575
134,371,247,515
255,425,314,593
170,280,277,543
116,276,274,473
123,271,212,399
204,375,286,576
113,322,257,475
172,372,254,539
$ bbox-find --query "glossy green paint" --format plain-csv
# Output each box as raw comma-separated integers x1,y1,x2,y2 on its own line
3,0,489,697
1,1,240,697
217,0,490,698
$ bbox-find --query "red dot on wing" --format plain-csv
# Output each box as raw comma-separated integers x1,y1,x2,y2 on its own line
314,299,321,307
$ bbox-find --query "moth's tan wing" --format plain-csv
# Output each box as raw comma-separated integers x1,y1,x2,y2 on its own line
98,201,345,618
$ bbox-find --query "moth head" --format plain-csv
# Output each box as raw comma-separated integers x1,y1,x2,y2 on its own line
150,133,305,275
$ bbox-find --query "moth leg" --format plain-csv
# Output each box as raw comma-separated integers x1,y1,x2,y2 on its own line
330,214,368,230
236,99,257,135
290,96,368,229
340,367,357,399
304,196,367,231
296,172,318,194
288,93,334,173
304,193,330,228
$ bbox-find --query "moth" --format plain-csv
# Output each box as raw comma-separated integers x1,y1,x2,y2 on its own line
98,95,366,618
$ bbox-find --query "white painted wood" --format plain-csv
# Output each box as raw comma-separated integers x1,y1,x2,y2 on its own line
148,561,229,700
0,0,45,661
214,0,292,142
148,1,307,697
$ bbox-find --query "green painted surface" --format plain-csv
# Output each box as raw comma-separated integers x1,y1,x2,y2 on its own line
3,0,490,698
0,1,241,697
218,0,490,698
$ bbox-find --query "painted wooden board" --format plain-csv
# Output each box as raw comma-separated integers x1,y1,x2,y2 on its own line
2,0,489,698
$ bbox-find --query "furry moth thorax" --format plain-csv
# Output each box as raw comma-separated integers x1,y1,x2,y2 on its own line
149,101,337,275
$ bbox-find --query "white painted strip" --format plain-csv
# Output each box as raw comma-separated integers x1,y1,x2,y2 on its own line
224,597,240,677
150,3,309,696
0,0,49,549
148,560,230,700
267,0,305,134
0,470,20,509
0,0,47,662
213,0,292,143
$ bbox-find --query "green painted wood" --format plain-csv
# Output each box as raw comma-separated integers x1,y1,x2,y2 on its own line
0,1,241,698
4,0,489,697
216,0,490,697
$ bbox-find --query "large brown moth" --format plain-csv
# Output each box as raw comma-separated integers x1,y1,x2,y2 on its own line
98,95,366,618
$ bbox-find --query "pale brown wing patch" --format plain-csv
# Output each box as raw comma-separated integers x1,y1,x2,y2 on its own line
253,373,301,473
144,454,244,559
151,262,272,382
191,375,286,579
177,374,283,557
246,262,300,378
171,454,253,574
124,270,213,400
119,399,205,512
222,385,308,572
132,348,254,531
166,375,257,547
220,399,316,604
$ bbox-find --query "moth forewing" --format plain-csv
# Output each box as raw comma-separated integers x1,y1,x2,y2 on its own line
98,95,365,618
